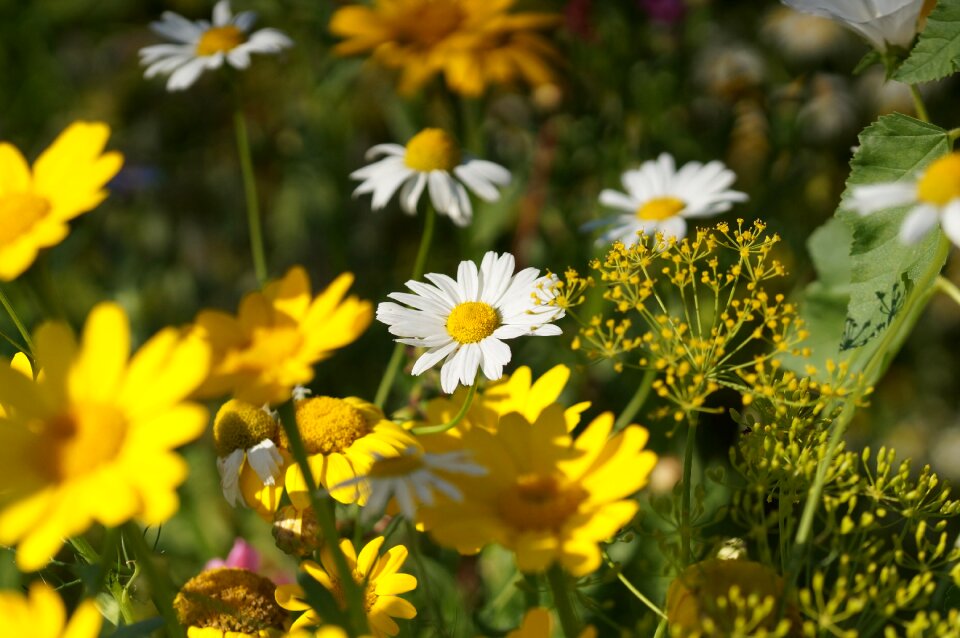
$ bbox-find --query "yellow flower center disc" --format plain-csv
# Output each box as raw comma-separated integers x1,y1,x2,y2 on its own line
196,25,245,56
42,404,127,481
293,397,370,455
174,568,286,634
917,153,960,206
446,301,499,344
396,2,465,46
636,196,685,221
213,399,277,456
404,128,462,172
497,473,586,531
368,451,425,478
0,193,50,246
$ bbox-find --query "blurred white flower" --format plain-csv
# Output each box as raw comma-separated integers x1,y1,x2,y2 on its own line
762,7,848,63
140,0,292,92
781,0,929,51
585,153,748,245
351,128,511,227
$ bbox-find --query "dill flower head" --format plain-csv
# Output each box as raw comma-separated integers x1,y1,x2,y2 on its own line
174,567,287,637
276,536,417,637
192,266,373,405
425,406,658,576
0,582,102,638
0,302,210,571
330,0,561,96
213,399,285,509
140,0,293,91
0,121,122,281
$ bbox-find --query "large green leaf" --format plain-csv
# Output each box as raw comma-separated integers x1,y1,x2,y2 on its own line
894,0,960,84
788,114,949,385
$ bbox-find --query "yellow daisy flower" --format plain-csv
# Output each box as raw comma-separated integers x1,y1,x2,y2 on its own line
506,607,597,638
0,121,123,281
0,582,102,638
330,0,562,96
425,406,658,576
192,266,373,405
0,352,36,418
174,567,287,637
276,536,417,638
0,302,210,571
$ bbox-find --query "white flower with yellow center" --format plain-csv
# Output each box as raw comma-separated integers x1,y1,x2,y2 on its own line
139,0,293,92
212,399,284,507
587,153,747,245
848,152,960,246
350,128,511,227
377,251,563,393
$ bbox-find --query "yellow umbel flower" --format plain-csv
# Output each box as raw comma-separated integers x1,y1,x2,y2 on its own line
174,567,287,637
192,266,373,405
0,582,102,638
330,0,561,96
276,536,417,638
424,406,658,576
0,302,210,571
0,121,123,281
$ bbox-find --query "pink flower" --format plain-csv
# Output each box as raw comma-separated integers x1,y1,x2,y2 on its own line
204,538,260,572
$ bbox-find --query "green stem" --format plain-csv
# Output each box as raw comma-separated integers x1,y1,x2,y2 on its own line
653,618,668,638
0,287,34,357
277,401,368,636
374,205,437,409
936,275,960,309
613,368,657,431
233,105,269,286
546,564,581,638
93,528,121,595
604,555,666,620
909,85,930,123
411,383,477,435
121,522,185,638
680,415,698,566
949,128,960,144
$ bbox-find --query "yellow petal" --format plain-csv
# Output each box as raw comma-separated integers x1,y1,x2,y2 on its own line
0,143,31,195
68,302,130,403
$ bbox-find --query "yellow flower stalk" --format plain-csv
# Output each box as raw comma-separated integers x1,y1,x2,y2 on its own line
330,0,562,96
0,121,123,281
0,302,210,571
424,405,658,576
0,582,102,638
192,266,373,405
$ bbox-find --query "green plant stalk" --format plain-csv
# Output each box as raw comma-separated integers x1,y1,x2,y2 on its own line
680,415,698,566
277,401,368,636
411,383,477,435
613,368,657,431
0,287,34,357
121,522,185,638
546,564,581,638
374,204,437,408
233,106,269,287
936,275,960,309
604,555,667,620
909,85,930,123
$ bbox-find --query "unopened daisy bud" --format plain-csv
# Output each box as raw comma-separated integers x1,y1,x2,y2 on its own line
272,505,321,557
213,399,283,507
173,567,286,635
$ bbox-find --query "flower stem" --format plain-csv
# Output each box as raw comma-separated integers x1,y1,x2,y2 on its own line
233,105,269,287
909,84,930,123
411,383,477,435
613,368,657,431
680,415,698,566
604,554,667,620
277,401,368,636
374,204,437,409
936,275,960,309
121,522,185,638
546,564,581,638
0,287,34,357
949,128,960,144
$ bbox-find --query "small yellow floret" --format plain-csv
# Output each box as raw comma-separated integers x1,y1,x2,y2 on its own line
196,25,245,56
636,196,685,221
404,128,462,172
446,301,500,344
213,399,278,456
173,567,285,634
917,153,960,206
292,396,369,455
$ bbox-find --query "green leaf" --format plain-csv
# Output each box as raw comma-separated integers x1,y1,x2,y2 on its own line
894,0,960,84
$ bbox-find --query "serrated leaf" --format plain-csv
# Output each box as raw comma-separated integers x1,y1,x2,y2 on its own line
894,0,960,84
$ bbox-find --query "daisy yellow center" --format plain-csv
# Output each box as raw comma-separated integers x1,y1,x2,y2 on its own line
196,25,245,56
369,451,425,478
40,404,127,481
497,473,586,532
394,2,466,47
173,568,286,633
636,196,685,221
213,399,277,456
405,128,462,172
917,153,960,206
446,301,499,344
294,397,369,455
0,193,51,246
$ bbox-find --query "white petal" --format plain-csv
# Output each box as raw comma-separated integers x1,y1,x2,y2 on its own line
457,258,480,301
216,449,245,507
454,161,504,202
150,12,204,43
233,10,258,32
399,172,427,214
848,182,916,216
227,47,251,69
246,439,283,485
411,341,459,376
365,143,406,160
166,56,209,91
428,171,454,216
599,189,639,212
245,28,294,53
941,201,960,248
213,0,233,27
658,215,688,240
478,337,511,380
899,205,939,244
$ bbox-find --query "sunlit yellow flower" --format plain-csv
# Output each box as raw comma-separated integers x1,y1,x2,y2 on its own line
174,567,287,637
192,266,373,405
330,0,562,96
276,536,417,637
506,607,597,638
0,352,36,418
0,121,123,281
425,406,658,576
0,302,210,571
0,582,102,638
213,399,286,510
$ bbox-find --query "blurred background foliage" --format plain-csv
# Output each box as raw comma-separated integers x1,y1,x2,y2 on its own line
2,0,960,631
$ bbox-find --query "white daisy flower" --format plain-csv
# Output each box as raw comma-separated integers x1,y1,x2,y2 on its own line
350,128,512,227
781,0,930,51
377,251,564,394
847,151,960,247
139,0,293,92
212,399,284,507
586,153,747,245
337,445,487,521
